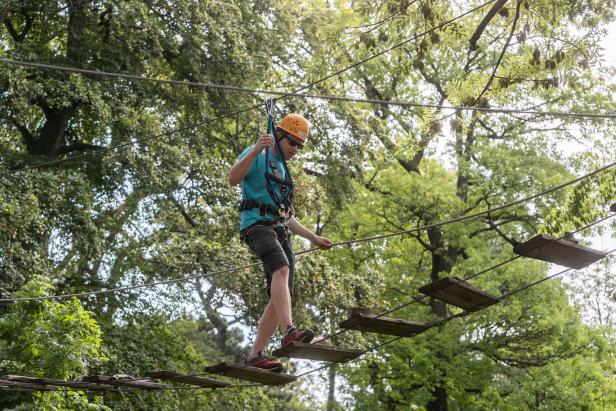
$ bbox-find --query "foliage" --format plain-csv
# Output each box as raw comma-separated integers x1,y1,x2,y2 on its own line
0,275,107,410
0,0,615,409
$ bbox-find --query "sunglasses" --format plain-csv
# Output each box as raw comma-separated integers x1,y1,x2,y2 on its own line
283,134,304,149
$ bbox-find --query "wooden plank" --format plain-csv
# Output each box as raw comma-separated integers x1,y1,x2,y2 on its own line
513,234,606,269
0,380,58,391
0,385,40,391
339,308,428,337
80,375,165,390
204,362,296,386
2,375,113,391
419,277,498,311
145,371,230,388
273,342,363,363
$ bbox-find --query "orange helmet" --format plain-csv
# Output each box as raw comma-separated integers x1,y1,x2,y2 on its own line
277,114,309,143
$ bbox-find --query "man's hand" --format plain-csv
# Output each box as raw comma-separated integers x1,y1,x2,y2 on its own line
251,133,275,154
312,236,333,250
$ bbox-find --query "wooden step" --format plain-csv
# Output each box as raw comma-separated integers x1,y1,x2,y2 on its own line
514,234,605,269
145,371,230,388
419,277,498,311
1,375,113,391
80,375,165,390
339,308,428,337
272,342,363,363
204,362,296,386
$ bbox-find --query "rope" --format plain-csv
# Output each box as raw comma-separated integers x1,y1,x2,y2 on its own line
293,246,616,379
3,0,613,393
5,244,615,391
0,104,259,177
0,262,260,303
319,212,614,343
3,57,614,120
0,161,613,303
59,237,616,391
0,0,498,177
0,1,495,98
0,381,262,393
296,160,616,255
263,98,293,209
233,212,613,372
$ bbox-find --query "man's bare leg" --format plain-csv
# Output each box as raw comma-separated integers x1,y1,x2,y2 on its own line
269,265,292,328
249,265,292,357
249,300,278,357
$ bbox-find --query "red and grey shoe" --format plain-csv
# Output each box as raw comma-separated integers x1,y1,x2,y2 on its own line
281,326,315,348
246,353,284,373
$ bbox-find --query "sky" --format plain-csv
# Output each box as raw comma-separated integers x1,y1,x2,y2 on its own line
601,22,616,66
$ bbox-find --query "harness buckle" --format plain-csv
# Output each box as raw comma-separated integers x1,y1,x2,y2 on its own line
258,203,268,216
284,205,294,220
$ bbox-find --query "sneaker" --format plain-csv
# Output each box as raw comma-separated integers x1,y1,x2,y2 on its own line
246,353,284,373
281,326,315,348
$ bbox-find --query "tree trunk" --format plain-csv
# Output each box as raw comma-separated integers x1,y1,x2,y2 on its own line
427,387,448,411
29,104,77,158
195,278,232,355
327,364,337,411
26,0,87,158
425,225,459,411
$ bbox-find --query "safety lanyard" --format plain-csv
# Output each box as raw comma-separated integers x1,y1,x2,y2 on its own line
264,98,293,209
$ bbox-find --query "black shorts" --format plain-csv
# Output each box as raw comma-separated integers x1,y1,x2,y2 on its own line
242,223,295,297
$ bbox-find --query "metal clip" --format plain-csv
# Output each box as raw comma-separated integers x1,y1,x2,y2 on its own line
264,97,277,117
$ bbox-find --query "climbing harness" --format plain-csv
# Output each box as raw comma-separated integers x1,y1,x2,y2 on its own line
263,98,294,217
238,199,285,218
238,98,295,226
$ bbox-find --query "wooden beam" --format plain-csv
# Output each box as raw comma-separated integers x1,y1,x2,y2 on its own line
204,362,296,386
419,277,499,311
273,342,363,363
80,375,165,390
339,308,428,337
2,375,114,391
0,385,41,391
514,234,606,269
145,371,230,388
0,379,57,391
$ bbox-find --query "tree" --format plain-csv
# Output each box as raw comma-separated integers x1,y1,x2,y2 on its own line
297,0,616,409
1,0,615,409
0,275,108,410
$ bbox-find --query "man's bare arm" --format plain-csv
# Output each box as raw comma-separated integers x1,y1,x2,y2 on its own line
228,133,275,186
287,217,333,250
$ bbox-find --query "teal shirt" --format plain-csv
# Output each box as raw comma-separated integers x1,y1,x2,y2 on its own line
239,146,288,230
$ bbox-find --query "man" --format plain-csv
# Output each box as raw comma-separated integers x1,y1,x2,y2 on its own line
228,113,332,372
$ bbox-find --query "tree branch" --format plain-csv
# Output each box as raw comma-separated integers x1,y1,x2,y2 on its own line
167,194,199,228
475,0,522,104
468,0,510,51
419,64,448,99
3,10,32,43
11,119,35,152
